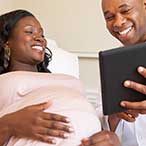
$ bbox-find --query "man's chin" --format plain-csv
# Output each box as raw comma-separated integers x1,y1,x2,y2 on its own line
117,36,135,46
120,39,140,46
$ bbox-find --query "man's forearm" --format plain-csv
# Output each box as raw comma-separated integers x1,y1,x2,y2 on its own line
108,114,121,132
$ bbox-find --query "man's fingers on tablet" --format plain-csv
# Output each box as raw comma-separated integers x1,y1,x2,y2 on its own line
124,80,146,95
121,101,146,110
117,112,136,122
137,66,146,78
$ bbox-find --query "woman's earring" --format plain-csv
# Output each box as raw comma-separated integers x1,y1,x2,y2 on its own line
4,46,10,68
4,46,10,60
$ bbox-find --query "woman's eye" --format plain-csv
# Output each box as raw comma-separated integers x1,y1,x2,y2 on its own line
25,31,33,34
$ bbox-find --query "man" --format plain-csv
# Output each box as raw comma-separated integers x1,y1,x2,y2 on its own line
80,0,146,145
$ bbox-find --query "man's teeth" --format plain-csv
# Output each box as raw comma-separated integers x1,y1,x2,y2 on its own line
32,46,43,51
118,27,132,35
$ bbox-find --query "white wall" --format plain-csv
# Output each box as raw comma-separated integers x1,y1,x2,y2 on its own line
1,0,121,105
9,0,121,52
0,0,14,13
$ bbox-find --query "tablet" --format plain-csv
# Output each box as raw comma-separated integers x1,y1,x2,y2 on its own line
99,42,146,115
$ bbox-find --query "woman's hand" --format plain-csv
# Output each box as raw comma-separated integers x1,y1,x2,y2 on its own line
79,130,121,146
121,66,146,114
2,101,73,144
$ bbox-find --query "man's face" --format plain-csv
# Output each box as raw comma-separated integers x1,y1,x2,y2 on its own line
102,0,146,45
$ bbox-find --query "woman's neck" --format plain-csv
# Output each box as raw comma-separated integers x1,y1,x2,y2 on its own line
8,61,38,72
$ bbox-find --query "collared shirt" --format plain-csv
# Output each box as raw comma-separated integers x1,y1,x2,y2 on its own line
101,113,146,146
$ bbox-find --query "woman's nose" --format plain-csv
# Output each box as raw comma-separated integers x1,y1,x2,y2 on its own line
34,34,45,43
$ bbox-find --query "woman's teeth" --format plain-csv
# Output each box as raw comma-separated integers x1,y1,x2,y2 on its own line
32,46,43,51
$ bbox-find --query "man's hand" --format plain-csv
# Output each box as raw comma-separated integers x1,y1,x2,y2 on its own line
79,130,121,146
108,110,139,131
121,66,146,114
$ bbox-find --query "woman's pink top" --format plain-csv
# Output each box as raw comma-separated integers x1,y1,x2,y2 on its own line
0,71,101,146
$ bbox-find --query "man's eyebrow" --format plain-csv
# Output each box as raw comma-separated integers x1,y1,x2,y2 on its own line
104,4,130,14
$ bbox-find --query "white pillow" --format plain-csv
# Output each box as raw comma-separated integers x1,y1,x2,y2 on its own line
46,39,79,78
